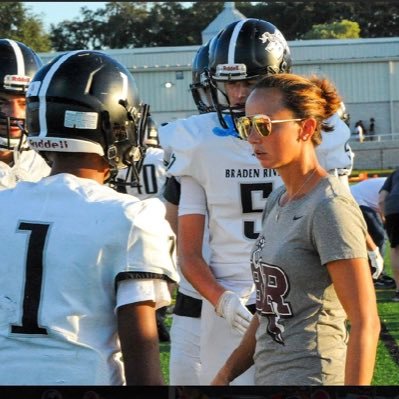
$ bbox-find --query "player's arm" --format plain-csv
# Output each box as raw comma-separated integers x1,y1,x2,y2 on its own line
177,175,221,305
116,199,179,385
117,300,163,385
211,314,258,385
327,258,380,385
178,176,252,334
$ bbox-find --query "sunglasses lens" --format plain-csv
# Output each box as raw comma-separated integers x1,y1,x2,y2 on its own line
237,117,251,139
254,115,272,137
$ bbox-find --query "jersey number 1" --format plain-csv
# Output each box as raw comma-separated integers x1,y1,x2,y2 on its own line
11,222,50,335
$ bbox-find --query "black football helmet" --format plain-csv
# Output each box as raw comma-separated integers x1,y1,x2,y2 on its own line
0,39,43,151
26,50,149,183
208,18,292,128
189,41,214,114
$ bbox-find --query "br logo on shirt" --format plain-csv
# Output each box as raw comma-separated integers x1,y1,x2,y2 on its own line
251,236,293,344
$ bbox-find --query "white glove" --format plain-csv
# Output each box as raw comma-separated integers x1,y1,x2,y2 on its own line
368,247,384,280
215,291,253,335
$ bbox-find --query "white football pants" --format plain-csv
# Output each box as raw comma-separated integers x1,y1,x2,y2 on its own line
169,314,201,385
199,299,255,385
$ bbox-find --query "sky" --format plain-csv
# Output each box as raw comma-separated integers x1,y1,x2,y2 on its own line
25,2,108,30
25,2,193,31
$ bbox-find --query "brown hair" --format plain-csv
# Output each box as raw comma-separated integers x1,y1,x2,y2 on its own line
253,73,342,145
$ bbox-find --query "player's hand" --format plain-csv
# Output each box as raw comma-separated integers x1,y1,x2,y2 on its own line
368,247,384,279
215,290,252,335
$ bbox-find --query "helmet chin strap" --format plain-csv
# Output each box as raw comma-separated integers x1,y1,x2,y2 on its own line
209,76,244,133
208,75,229,130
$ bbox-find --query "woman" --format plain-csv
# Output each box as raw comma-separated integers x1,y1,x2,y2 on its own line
211,73,380,385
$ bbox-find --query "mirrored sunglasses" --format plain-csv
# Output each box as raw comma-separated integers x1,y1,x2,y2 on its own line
236,114,303,140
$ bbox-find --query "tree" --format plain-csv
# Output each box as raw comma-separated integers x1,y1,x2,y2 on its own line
48,1,399,50
302,20,361,39
0,2,51,52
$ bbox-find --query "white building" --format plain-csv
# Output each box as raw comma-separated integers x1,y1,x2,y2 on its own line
38,1,399,144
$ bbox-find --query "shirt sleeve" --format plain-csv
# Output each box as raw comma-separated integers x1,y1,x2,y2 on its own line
115,278,171,311
178,175,207,216
125,198,179,283
312,195,368,266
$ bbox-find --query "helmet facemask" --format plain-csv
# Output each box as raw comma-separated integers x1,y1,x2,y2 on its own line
107,102,150,189
190,72,214,114
0,112,28,152
0,39,42,153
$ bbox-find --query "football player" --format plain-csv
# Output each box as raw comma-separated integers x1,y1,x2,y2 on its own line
160,19,289,385
164,40,214,385
159,18,357,385
0,39,50,189
0,50,178,385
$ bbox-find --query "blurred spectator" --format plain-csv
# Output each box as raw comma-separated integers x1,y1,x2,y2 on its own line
353,120,366,142
351,177,396,288
379,168,399,301
369,118,375,141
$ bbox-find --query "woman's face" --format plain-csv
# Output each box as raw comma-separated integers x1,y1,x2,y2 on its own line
245,87,304,170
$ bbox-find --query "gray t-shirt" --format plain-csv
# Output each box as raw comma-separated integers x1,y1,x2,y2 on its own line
251,175,367,385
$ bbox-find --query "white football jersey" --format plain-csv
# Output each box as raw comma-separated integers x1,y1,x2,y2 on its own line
115,147,167,201
0,174,178,385
0,149,50,190
160,112,283,289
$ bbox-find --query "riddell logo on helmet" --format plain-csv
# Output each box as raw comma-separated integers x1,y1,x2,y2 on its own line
4,75,30,84
222,65,240,71
216,64,247,77
29,139,69,150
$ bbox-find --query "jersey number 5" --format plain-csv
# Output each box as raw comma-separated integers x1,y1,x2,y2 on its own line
11,222,50,335
240,182,273,239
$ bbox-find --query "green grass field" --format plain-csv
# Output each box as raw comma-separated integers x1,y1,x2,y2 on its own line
160,169,399,385
372,250,399,385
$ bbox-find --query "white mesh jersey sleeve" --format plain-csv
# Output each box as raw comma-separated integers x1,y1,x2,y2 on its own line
177,174,211,299
159,113,217,177
178,175,207,216
124,197,179,283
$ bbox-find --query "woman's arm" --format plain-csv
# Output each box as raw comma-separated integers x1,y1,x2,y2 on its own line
211,314,259,385
327,258,380,385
